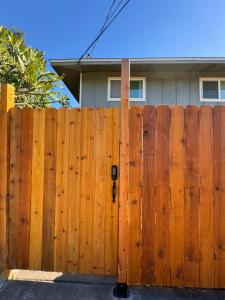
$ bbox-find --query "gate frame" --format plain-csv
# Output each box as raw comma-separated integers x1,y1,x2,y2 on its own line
114,59,130,298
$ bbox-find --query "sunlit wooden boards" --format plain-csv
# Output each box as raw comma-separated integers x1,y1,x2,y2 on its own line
126,105,224,289
8,107,119,275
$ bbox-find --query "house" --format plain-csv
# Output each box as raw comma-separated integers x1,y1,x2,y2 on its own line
50,57,225,107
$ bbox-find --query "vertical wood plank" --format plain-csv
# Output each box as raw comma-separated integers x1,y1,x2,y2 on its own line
127,106,142,285
0,109,8,272
199,106,214,288
104,108,120,275
79,108,95,274
155,105,171,286
67,109,81,273
141,105,156,285
54,108,69,272
8,108,21,268
42,108,57,271
184,106,200,287
18,108,33,269
29,109,45,270
92,108,107,274
214,106,225,288
0,84,14,273
170,106,185,287
118,59,130,283
104,108,113,274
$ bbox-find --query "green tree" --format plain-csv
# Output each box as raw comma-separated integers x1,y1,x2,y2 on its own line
0,26,69,108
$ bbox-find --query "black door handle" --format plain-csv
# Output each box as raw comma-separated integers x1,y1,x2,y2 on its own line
112,181,116,203
111,165,118,203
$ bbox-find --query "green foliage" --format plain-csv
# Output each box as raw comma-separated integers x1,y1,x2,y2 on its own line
0,26,69,108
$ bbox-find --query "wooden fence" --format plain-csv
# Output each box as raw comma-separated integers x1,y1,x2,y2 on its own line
7,107,119,275
127,105,225,289
1,83,225,289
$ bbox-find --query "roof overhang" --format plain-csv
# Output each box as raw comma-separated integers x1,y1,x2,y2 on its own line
50,57,225,102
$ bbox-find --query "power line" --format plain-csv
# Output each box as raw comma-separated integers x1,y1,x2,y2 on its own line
89,0,117,56
78,0,131,64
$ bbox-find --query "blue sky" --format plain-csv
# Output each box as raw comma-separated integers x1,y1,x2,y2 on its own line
1,0,225,106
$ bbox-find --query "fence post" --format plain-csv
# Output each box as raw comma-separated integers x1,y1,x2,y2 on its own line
114,59,130,298
0,84,15,282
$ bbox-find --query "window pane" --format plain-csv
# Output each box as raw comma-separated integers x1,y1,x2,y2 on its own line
130,80,143,98
110,80,121,98
220,81,225,99
203,81,218,99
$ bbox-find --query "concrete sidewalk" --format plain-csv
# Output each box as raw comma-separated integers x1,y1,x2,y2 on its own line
1,280,225,300
0,271,225,299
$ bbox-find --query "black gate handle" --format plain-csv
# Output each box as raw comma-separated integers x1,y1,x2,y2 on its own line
111,165,118,203
112,181,116,203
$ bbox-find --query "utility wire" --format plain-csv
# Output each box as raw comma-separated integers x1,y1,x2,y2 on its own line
78,0,131,64
89,0,117,56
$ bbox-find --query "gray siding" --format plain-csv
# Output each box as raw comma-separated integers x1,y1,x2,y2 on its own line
81,71,225,107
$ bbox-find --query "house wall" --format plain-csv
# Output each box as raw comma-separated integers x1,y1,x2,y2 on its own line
81,71,225,107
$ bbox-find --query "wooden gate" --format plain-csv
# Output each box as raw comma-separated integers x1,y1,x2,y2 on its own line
8,107,119,275
125,104,225,289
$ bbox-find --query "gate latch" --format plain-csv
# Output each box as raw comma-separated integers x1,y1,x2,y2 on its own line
111,165,118,203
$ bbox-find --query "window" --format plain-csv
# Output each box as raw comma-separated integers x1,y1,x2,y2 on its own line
108,77,146,101
200,77,225,102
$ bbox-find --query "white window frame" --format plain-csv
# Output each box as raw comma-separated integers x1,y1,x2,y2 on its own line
200,77,225,102
107,77,146,102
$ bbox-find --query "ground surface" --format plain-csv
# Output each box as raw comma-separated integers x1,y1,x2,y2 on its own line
1,280,225,300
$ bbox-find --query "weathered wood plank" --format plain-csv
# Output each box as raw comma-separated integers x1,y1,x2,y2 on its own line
29,109,45,270
127,106,142,285
184,106,200,287
170,105,185,287
141,105,156,285
155,105,171,286
42,108,57,271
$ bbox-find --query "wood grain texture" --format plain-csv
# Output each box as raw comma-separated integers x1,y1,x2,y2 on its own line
214,106,225,288
54,108,69,272
8,108,21,268
118,99,129,282
42,108,57,271
67,109,81,273
118,59,130,283
0,109,8,272
92,108,107,274
141,105,156,285
199,106,214,288
79,108,95,274
184,106,200,287
170,106,185,287
105,108,119,275
29,109,45,270
155,105,171,286
127,106,142,285
18,108,33,269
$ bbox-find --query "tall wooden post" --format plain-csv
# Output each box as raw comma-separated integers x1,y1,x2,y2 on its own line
0,84,15,278
118,59,130,285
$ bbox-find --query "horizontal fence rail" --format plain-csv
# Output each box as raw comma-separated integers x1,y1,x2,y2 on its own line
127,105,225,288
7,107,119,275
